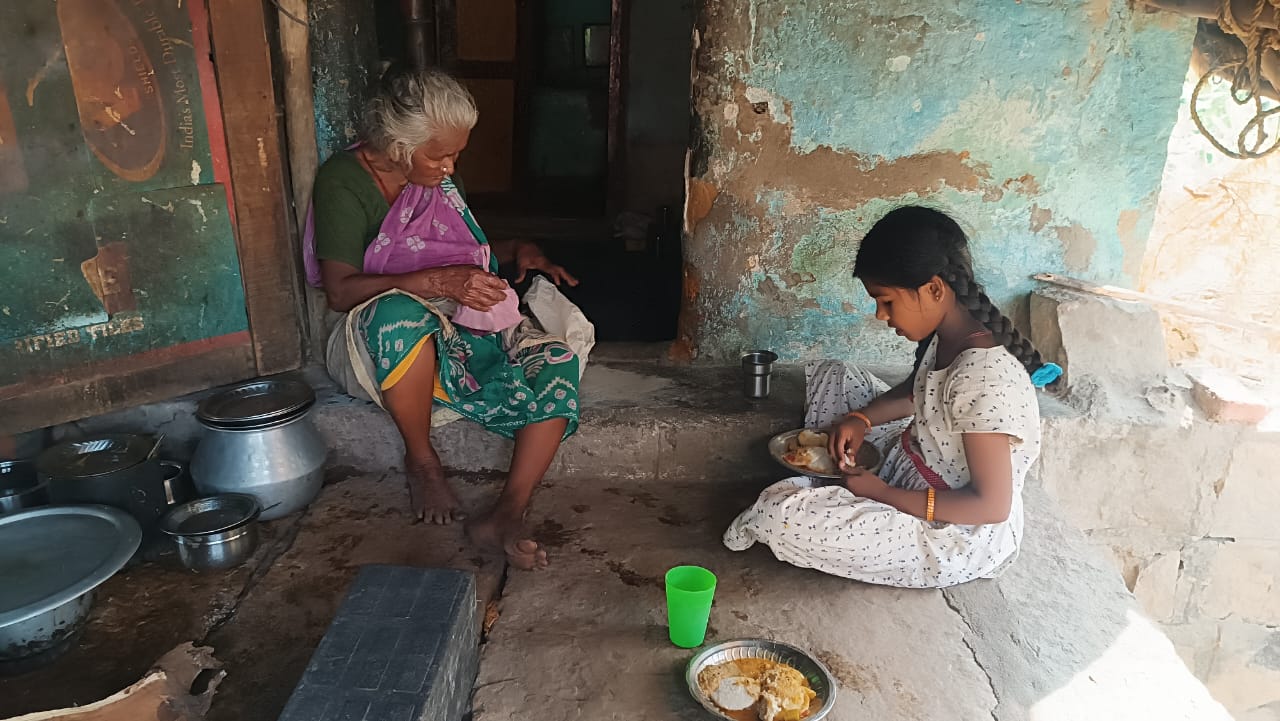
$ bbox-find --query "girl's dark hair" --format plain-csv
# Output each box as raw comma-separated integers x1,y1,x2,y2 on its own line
853,206,1046,378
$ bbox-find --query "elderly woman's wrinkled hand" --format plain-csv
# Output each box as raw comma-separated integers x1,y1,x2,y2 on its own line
416,265,510,311
514,241,579,287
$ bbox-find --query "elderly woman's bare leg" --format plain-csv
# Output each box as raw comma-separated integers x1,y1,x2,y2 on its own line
466,417,568,570
381,339,465,524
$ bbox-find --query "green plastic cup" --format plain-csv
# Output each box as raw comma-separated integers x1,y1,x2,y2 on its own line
666,565,717,648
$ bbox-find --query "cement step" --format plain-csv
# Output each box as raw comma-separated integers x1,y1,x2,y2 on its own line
58,347,1073,488
315,355,816,480
276,565,478,721
61,346,852,482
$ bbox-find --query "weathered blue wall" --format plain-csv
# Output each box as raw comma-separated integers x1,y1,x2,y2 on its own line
677,0,1195,363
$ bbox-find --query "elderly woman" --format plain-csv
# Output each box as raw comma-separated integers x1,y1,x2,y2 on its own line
303,67,582,570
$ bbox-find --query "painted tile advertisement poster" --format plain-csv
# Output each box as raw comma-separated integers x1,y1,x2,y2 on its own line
0,0,250,395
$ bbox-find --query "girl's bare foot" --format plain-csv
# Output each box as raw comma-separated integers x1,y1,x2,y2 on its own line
405,455,465,525
465,513,549,570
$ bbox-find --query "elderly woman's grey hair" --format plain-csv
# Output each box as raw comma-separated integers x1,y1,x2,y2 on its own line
361,67,478,169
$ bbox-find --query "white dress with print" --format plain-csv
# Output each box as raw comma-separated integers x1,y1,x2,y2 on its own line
724,339,1042,588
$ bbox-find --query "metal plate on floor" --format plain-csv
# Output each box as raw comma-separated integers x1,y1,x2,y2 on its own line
686,638,838,721
0,505,141,627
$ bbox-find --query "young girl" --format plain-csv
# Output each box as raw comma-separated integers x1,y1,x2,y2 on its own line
724,206,1061,588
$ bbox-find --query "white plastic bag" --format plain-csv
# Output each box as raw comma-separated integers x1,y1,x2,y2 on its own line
523,276,595,381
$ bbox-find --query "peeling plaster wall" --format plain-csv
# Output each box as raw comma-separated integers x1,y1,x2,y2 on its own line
309,0,378,161
680,0,1196,363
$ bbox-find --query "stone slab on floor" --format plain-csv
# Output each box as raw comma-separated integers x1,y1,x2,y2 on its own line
473,477,1233,721
277,566,478,721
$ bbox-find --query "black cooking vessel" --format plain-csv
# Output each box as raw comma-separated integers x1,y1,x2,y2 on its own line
36,435,169,528
0,460,47,516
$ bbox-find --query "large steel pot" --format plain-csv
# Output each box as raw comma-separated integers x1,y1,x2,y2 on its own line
0,460,47,516
37,435,169,529
191,410,326,521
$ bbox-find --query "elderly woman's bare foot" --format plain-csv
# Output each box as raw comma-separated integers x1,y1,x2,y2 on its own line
465,513,549,570
405,456,466,524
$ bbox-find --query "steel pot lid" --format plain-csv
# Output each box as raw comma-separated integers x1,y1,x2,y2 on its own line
0,505,141,628
197,379,316,428
36,434,160,478
198,402,313,432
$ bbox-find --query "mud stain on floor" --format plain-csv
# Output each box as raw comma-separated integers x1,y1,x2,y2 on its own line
533,519,580,548
657,505,691,527
602,487,661,508
606,561,662,589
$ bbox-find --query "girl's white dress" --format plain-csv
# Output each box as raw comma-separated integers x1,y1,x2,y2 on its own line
724,338,1042,588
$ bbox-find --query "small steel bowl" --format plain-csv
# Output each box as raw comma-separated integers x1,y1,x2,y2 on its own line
686,638,838,721
159,494,260,572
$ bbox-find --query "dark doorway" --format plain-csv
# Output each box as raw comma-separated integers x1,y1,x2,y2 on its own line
373,0,693,343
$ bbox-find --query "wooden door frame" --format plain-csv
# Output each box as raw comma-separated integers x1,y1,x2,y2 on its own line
432,0,532,209
605,0,628,216
208,0,306,376
434,0,629,219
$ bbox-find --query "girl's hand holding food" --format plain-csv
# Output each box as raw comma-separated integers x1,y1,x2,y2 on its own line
828,415,869,465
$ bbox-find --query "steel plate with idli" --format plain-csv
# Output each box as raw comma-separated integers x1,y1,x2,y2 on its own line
687,638,837,721
767,429,882,480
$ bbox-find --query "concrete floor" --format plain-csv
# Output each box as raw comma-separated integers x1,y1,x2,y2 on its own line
0,352,1238,721
473,478,995,720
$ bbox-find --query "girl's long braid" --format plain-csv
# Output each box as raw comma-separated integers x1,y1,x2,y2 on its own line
942,263,1045,375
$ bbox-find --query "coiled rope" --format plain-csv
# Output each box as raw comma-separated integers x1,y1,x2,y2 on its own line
1191,0,1280,158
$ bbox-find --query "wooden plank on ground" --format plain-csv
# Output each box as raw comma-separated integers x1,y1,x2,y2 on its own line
207,0,305,375
9,644,223,721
